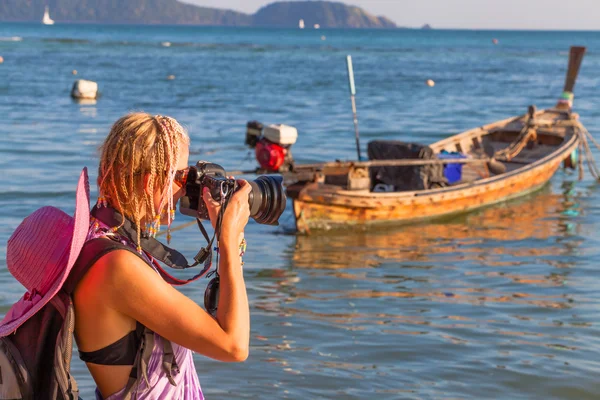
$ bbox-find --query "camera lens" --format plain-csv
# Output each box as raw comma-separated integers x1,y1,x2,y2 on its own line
248,175,286,226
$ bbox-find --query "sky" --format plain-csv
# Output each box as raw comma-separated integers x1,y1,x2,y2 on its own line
181,0,599,30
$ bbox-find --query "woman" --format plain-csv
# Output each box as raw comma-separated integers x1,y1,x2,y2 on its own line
73,113,250,399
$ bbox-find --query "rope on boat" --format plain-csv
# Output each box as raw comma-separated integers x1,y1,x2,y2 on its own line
492,113,600,182
574,122,600,181
494,113,538,162
578,140,585,181
156,220,197,237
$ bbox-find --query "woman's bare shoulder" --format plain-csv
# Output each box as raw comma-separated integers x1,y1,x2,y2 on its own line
76,244,246,362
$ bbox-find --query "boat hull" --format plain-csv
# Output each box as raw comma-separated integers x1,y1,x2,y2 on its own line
289,113,580,234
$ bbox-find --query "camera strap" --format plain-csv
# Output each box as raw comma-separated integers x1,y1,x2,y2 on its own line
193,177,236,274
91,206,213,285
194,217,216,266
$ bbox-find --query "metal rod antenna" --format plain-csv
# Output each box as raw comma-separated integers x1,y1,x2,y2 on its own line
346,55,362,161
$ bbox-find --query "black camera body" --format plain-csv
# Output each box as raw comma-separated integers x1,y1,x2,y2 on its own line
180,162,232,221
179,161,286,226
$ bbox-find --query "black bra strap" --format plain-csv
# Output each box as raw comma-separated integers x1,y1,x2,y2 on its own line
78,324,142,366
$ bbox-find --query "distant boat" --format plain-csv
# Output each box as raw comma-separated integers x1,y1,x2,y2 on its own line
42,6,55,25
314,24,320,29
299,19,305,29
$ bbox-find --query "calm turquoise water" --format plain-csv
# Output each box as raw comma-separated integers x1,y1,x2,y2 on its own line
1,23,600,399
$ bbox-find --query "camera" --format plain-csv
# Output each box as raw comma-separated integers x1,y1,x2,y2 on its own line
179,161,287,226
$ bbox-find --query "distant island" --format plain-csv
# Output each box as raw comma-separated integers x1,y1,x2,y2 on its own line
254,2,395,29
0,0,397,28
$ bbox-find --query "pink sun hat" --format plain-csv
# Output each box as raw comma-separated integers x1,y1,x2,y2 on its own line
0,168,90,337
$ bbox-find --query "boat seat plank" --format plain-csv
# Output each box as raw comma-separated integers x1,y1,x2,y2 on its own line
460,164,487,183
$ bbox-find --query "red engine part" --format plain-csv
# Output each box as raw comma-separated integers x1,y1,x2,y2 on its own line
255,138,286,172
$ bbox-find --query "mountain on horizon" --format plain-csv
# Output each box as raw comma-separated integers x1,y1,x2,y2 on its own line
254,1,395,29
0,0,251,26
0,0,397,28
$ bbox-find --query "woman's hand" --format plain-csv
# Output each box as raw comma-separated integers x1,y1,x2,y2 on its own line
219,180,251,245
201,176,237,229
202,179,251,243
202,186,221,229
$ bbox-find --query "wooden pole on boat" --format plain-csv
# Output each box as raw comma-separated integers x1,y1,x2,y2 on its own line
346,55,362,161
556,46,586,110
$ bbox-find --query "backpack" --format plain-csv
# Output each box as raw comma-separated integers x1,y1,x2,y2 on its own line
0,237,116,399
0,293,80,399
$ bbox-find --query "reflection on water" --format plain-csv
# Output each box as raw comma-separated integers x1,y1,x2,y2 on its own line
75,99,98,118
245,185,599,399
292,186,582,269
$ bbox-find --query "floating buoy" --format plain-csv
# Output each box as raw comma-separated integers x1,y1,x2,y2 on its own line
167,75,176,80
321,35,326,41
426,79,435,87
71,79,98,100
0,56,4,64
72,69,77,75
492,38,499,45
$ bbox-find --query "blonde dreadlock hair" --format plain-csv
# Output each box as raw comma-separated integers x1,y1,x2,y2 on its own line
97,112,190,251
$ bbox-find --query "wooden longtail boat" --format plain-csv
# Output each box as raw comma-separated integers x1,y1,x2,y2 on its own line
284,47,589,234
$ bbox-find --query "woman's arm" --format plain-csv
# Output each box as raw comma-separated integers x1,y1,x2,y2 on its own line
97,181,252,362
211,181,252,361
95,249,246,362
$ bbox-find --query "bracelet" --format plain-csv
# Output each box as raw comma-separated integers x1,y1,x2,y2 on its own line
239,238,247,257
239,238,247,267
213,238,247,261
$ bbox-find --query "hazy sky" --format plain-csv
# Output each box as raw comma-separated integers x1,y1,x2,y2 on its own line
182,0,598,30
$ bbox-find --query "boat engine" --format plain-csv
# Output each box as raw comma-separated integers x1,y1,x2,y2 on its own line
246,121,298,173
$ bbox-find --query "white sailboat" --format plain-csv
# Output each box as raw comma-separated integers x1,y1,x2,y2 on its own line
42,6,55,25
299,19,305,29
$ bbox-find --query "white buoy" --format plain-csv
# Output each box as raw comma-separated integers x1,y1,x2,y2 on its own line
167,75,176,80
426,79,435,87
161,42,171,47
71,79,98,99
